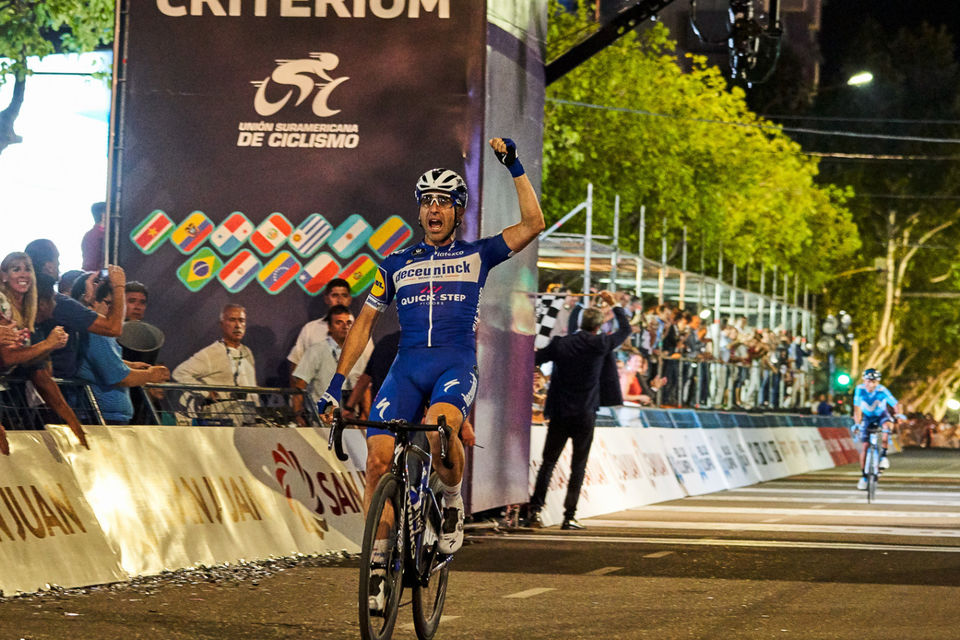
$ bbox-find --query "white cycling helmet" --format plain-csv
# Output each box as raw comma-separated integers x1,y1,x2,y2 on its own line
863,368,881,381
415,168,468,209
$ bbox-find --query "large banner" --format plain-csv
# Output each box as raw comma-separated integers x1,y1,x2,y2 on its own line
114,1,486,383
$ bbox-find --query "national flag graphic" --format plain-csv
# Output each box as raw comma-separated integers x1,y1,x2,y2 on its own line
130,210,173,254
288,213,333,257
210,211,254,255
251,212,293,256
338,254,377,295
329,214,373,258
176,248,222,291
218,249,261,293
258,250,301,294
170,211,214,254
297,252,341,295
368,215,413,258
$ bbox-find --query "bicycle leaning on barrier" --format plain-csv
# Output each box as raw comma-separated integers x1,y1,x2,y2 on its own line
852,368,904,495
328,408,454,640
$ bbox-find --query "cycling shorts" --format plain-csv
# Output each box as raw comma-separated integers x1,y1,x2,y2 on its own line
366,346,478,438
858,415,892,443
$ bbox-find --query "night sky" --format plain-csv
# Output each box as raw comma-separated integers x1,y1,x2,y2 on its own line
819,0,960,83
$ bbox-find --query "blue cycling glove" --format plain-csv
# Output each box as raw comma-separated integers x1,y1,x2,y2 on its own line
494,138,525,178
317,373,345,415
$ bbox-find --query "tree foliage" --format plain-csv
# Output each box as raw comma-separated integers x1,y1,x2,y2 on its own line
0,0,114,153
810,20,960,415
543,2,859,288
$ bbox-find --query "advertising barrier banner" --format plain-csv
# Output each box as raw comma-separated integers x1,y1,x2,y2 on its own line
0,431,125,595
47,425,363,577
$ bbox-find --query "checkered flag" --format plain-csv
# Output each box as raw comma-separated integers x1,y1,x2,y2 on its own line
535,294,565,349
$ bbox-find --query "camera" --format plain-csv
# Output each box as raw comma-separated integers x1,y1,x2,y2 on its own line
98,268,110,280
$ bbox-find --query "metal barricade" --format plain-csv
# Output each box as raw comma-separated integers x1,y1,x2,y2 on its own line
141,383,321,427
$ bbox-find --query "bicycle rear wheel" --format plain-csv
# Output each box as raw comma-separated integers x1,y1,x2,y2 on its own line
412,474,450,640
359,473,405,640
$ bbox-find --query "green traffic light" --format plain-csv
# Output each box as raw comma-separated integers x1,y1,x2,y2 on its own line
836,373,851,386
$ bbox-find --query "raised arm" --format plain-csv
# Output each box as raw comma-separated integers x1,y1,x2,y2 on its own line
490,137,545,253
86,265,126,337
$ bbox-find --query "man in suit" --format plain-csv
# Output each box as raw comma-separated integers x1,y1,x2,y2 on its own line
528,290,632,530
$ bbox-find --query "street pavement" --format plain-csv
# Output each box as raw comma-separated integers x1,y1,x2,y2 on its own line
2,448,958,639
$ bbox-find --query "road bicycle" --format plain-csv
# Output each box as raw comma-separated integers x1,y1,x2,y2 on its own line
328,408,454,640
862,424,883,504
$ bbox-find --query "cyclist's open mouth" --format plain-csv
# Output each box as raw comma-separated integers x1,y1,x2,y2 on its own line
427,217,444,231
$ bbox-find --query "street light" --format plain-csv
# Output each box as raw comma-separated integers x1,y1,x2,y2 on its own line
847,71,874,87
947,398,960,411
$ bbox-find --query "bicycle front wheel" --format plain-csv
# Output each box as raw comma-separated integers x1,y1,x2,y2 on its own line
412,474,450,640
359,473,405,640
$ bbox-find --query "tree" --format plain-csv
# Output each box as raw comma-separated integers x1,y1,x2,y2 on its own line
809,20,960,416
544,2,858,289
0,0,114,155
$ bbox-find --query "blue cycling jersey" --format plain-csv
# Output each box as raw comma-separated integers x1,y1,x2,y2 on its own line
853,383,897,419
365,234,514,350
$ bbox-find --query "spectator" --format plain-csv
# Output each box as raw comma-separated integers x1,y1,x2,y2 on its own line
58,269,85,295
24,239,59,279
1,274,88,447
528,290,631,530
124,281,149,322
567,293,624,409
26,240,125,380
287,278,373,383
0,258,69,368
173,304,256,388
816,394,833,416
291,305,369,423
71,275,169,424
81,202,106,271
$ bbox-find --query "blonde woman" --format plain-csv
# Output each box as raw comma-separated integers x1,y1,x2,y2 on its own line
0,254,68,369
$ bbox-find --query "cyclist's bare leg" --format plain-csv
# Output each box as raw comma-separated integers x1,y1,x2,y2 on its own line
365,434,398,541
424,402,464,486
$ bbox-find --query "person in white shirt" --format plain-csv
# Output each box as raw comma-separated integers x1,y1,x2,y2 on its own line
173,304,256,387
287,278,373,384
291,305,370,423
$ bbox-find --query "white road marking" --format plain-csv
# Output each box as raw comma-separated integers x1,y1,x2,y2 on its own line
643,551,674,559
634,505,960,519
762,518,784,523
504,587,556,599
583,519,960,537
400,616,460,631
499,533,960,553
731,487,960,498
585,566,624,575
685,494,960,507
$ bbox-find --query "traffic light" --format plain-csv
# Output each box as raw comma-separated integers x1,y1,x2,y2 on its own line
834,371,852,390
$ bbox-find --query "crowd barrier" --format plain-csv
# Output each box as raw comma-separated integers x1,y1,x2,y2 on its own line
3,407,874,595
530,408,875,527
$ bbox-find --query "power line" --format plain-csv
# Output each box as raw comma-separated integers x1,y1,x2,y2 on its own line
764,114,960,126
806,152,960,161
851,193,960,200
547,97,960,144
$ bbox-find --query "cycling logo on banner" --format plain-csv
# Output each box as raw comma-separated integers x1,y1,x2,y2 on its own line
238,51,360,150
252,53,349,118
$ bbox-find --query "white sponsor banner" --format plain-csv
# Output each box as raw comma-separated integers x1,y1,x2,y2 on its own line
701,428,761,488
770,426,813,476
654,428,728,496
529,426,685,527
0,430,125,595
47,425,364,577
734,427,792,481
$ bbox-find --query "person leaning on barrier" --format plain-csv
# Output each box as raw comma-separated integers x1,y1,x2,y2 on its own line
527,290,632,531
1,274,88,448
70,273,169,425
290,305,369,426
0,253,70,367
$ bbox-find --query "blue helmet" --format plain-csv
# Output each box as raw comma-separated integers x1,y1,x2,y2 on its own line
862,368,881,381
415,168,468,209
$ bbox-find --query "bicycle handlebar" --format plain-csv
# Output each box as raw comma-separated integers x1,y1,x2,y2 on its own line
327,409,454,468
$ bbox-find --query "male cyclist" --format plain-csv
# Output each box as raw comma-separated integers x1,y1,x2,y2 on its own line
852,368,903,490
318,137,544,562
